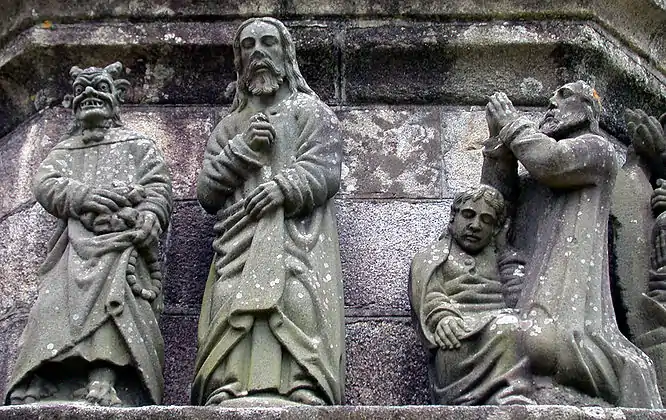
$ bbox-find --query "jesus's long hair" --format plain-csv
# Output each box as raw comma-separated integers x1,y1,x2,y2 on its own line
230,17,317,113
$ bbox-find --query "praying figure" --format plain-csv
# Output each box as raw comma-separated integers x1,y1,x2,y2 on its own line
192,17,344,406
5,62,172,406
481,81,662,407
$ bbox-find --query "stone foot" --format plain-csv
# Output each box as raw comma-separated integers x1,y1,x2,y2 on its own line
8,375,57,404
288,388,326,405
205,389,233,406
75,366,123,406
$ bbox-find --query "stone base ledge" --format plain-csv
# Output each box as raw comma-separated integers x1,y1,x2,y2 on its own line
0,405,664,420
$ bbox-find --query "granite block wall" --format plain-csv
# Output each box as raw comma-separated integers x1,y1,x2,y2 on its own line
0,1,665,412
0,104,502,404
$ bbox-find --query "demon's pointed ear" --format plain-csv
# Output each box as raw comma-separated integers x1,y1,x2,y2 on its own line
69,66,83,79
104,62,123,79
113,79,131,102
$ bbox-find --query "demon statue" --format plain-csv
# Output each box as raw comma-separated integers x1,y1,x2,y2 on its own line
192,17,344,406
5,62,172,406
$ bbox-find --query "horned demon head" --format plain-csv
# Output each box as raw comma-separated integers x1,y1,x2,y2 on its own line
63,62,130,132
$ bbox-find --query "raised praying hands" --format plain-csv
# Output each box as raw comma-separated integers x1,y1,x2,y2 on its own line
486,92,520,138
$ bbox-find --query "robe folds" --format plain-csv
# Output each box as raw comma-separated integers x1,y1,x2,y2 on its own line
193,92,344,405
411,234,531,405
482,117,662,408
5,127,172,405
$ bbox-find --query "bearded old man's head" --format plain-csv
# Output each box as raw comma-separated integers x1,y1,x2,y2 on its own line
238,20,286,97
230,17,317,112
538,80,602,139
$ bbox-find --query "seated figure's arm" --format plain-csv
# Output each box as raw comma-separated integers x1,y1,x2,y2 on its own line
421,269,469,350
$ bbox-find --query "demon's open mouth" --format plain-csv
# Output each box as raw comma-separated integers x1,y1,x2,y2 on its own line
80,98,105,110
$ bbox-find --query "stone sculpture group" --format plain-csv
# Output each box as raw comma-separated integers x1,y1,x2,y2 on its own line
3,16,666,410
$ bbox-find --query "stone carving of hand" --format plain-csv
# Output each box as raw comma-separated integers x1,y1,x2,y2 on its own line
80,187,132,216
243,112,275,153
434,316,472,350
244,180,285,219
131,211,162,248
626,108,666,163
486,92,519,138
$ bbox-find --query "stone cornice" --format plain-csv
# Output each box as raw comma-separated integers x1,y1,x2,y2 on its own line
1,0,664,68
1,19,664,141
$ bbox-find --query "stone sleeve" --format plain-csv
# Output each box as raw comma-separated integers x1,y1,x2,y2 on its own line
481,136,519,206
196,118,267,214
134,139,174,230
273,101,342,218
32,147,90,219
499,117,617,188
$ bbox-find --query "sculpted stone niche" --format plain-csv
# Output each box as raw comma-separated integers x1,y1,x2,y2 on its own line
4,62,173,406
412,81,664,408
192,17,345,407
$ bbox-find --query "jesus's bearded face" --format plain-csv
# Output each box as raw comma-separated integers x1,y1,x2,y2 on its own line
238,21,286,97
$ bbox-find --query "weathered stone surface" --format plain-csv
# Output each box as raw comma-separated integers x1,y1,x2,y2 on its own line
2,17,666,139
0,105,213,217
441,109,488,198
0,22,338,138
0,204,57,314
3,0,664,77
344,22,563,106
610,161,654,340
162,201,215,312
0,204,55,400
441,109,546,198
345,319,429,405
343,21,666,140
0,108,67,218
0,310,27,403
158,316,431,406
339,107,441,198
1,403,665,419
160,314,198,405
337,200,450,314
123,107,216,200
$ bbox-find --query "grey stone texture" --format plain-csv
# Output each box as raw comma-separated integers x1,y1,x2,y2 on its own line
339,108,442,198
0,103,659,406
1,17,665,141
338,200,449,314
1,0,666,412
0,105,474,405
0,404,665,419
